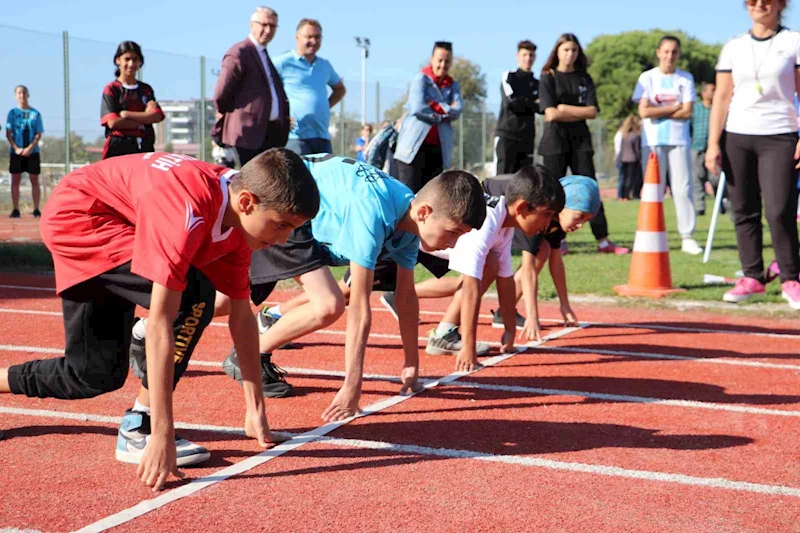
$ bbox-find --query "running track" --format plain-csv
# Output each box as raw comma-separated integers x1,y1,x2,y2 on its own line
0,272,799,532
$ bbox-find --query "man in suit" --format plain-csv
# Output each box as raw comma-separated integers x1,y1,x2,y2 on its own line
213,6,290,166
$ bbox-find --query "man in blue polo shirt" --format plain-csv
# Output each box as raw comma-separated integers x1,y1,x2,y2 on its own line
275,19,346,155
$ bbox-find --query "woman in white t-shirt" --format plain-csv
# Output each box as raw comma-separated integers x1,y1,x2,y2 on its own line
706,0,800,310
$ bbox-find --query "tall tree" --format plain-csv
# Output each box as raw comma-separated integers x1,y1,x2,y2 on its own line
586,29,722,126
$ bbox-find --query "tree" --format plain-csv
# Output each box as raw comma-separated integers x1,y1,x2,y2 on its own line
586,29,722,127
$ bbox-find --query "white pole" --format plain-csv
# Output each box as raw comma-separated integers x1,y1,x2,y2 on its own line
703,171,727,264
361,47,367,126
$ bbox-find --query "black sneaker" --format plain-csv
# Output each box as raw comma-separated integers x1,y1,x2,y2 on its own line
491,309,526,330
129,318,146,379
379,292,399,321
32,209,41,218
222,348,295,398
9,209,20,219
256,307,295,349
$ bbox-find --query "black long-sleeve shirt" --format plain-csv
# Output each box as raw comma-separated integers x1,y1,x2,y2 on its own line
496,69,539,144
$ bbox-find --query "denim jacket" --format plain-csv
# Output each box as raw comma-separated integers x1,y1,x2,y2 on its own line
394,72,462,168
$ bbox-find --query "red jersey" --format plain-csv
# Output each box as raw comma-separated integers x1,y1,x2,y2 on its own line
41,152,252,300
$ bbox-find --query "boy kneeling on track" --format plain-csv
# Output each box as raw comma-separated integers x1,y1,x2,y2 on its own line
0,149,318,491
383,165,566,371
191,155,486,422
486,175,601,341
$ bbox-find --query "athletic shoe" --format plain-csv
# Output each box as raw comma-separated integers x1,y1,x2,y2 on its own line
559,240,568,256
380,292,399,321
256,307,295,349
116,409,211,466
723,277,766,303
597,240,630,255
781,281,800,310
491,309,525,330
32,209,41,218
425,326,490,356
9,209,20,219
765,261,781,284
681,239,704,256
129,329,146,380
222,348,295,398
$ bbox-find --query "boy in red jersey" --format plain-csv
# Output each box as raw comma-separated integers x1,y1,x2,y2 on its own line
0,149,318,492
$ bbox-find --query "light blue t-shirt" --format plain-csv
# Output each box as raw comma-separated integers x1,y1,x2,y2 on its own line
276,51,341,141
6,107,44,154
304,154,419,271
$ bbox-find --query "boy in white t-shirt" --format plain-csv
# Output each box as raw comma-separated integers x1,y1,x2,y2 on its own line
633,35,703,255
412,166,565,372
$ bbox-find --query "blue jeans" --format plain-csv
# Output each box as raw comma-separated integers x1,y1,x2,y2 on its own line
286,138,333,156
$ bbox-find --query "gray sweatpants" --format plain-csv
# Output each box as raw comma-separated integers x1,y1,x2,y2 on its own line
642,145,696,239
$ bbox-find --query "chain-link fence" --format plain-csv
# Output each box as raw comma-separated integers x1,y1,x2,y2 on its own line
0,24,618,210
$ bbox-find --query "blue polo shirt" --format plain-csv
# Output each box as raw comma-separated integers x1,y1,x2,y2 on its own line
275,50,341,141
6,107,44,154
304,154,419,271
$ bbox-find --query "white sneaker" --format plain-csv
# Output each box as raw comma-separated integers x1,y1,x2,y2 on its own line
681,238,703,255
116,409,210,467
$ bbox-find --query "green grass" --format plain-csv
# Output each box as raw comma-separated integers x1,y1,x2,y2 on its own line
0,197,787,304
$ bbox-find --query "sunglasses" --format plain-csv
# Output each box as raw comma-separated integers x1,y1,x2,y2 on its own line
746,0,774,6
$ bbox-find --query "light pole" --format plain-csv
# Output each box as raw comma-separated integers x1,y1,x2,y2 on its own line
355,37,370,126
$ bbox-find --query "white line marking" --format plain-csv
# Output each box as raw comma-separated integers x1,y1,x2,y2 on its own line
536,345,800,371
0,284,54,292
3,405,799,500
67,327,579,532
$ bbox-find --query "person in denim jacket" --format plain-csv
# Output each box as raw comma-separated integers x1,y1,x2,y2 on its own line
394,41,462,192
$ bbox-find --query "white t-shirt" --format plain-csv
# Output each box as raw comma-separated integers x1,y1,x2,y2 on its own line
717,28,800,136
632,68,696,147
427,196,514,280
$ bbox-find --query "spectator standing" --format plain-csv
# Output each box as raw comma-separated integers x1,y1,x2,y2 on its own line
6,85,43,218
394,41,462,193
706,0,800,309
214,6,290,166
354,123,373,161
495,40,539,174
538,33,628,255
691,82,717,215
619,115,643,200
100,41,164,160
633,35,703,255
614,125,624,200
276,18,346,155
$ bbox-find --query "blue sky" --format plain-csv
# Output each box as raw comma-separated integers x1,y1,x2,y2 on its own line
2,1,799,141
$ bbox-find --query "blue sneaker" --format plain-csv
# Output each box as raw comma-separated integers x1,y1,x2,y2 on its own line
116,409,211,467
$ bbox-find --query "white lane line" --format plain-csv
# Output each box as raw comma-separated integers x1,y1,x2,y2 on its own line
535,346,800,371
3,405,799,500
65,327,579,532
191,362,800,418
0,284,54,292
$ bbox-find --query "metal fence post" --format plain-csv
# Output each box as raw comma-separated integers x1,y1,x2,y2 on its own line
339,100,345,155
63,30,71,174
376,81,380,124
481,100,487,168
200,56,207,161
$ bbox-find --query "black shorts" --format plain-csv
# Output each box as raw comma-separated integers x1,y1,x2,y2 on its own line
249,222,331,304
9,152,41,174
341,252,451,293
513,227,564,256
102,136,155,159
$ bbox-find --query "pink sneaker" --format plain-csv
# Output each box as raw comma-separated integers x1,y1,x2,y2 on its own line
765,261,781,284
597,240,630,255
723,277,766,303
781,280,800,310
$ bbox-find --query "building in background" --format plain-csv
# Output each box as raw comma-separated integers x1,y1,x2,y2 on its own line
154,99,216,155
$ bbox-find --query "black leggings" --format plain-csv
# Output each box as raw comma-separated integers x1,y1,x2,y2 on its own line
396,143,443,193
722,132,800,283
542,151,609,241
8,262,216,399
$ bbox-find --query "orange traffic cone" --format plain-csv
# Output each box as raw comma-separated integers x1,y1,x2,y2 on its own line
614,152,685,298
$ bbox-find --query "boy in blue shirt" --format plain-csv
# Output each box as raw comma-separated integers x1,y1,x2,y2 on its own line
213,155,486,421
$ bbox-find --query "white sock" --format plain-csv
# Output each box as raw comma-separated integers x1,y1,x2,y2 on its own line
436,322,457,336
132,318,147,341
267,305,282,318
132,398,151,415
598,239,610,249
